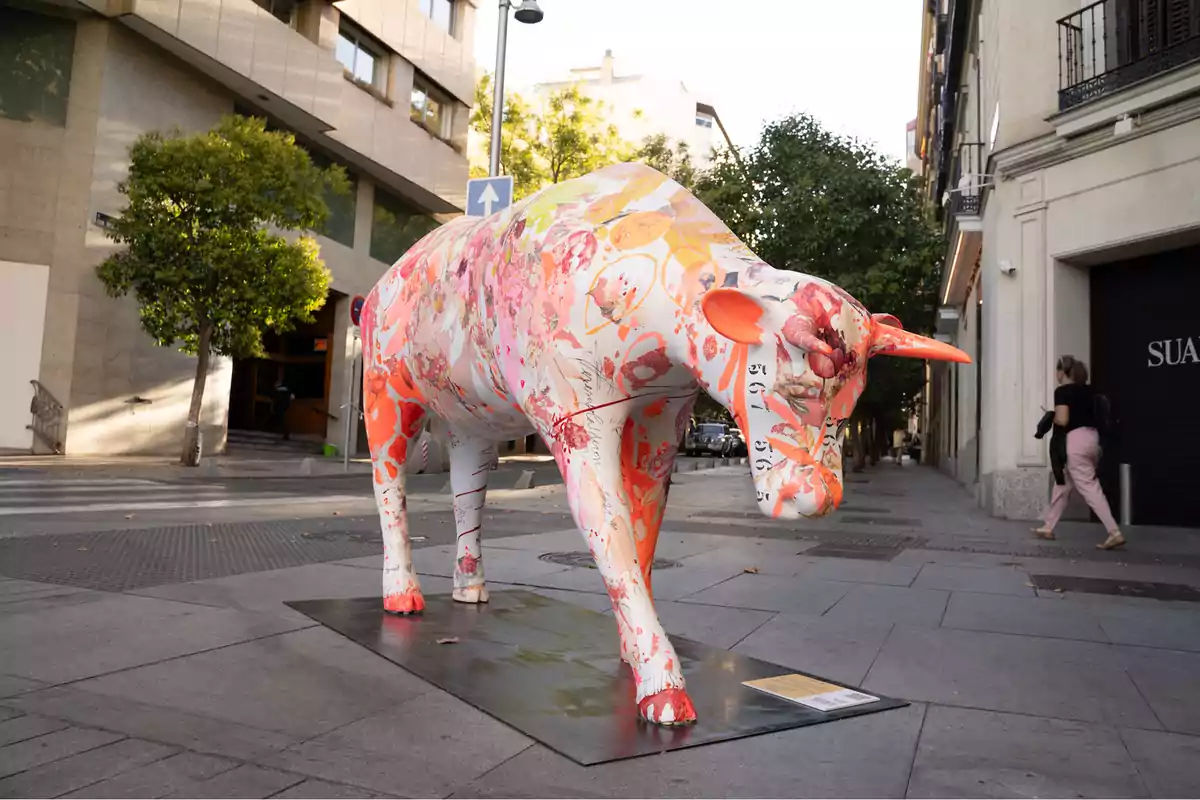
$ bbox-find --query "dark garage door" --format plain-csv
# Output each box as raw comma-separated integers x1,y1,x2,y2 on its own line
1090,244,1200,528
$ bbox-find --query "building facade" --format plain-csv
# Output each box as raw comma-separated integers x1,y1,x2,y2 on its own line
918,0,1200,526
529,50,735,168
1,0,477,458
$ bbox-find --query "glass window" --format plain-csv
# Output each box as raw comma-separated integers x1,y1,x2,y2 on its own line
695,115,714,128
421,0,455,34
307,151,357,248
253,0,296,25
0,7,76,127
370,187,439,266
335,24,382,89
410,75,447,137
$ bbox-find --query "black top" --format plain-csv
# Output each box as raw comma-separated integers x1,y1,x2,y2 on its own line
1054,383,1096,432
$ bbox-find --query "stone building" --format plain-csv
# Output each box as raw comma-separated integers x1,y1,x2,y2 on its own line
917,0,1200,525
0,0,478,458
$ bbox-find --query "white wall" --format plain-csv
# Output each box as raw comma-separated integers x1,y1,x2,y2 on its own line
0,261,50,450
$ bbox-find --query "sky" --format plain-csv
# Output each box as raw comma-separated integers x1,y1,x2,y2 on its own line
472,0,925,164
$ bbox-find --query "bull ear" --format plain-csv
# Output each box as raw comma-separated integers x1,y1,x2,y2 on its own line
870,322,972,363
701,288,765,345
872,313,903,329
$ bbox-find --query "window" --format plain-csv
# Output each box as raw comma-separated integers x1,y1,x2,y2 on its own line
0,7,76,127
410,75,448,137
695,115,714,128
307,151,357,248
370,187,439,265
420,0,455,35
336,23,383,88
253,0,297,26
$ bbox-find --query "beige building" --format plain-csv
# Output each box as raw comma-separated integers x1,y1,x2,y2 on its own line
917,0,1200,526
1,0,478,458
529,50,735,168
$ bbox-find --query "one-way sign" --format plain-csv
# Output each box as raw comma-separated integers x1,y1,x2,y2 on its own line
466,175,514,218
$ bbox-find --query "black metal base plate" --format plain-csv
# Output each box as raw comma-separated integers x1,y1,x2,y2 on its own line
286,591,908,766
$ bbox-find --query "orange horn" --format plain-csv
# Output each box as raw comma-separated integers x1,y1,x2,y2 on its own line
870,323,972,363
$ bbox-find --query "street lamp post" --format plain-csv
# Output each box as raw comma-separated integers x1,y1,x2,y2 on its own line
488,0,543,177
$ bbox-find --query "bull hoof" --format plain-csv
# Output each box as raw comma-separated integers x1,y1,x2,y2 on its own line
383,589,426,615
638,687,698,726
452,585,490,604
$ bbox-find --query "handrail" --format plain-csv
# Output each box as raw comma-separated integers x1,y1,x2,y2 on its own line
27,380,65,454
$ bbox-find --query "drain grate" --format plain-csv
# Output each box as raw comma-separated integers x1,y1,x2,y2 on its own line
539,551,680,570
805,543,903,561
836,515,921,528
1031,574,1200,603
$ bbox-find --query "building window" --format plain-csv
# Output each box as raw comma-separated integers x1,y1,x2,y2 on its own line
695,115,714,128
410,75,448,138
252,0,297,26
336,22,384,89
307,150,357,248
370,187,439,265
0,7,76,127
420,0,455,35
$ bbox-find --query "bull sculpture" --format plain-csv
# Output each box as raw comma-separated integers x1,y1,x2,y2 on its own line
360,163,970,726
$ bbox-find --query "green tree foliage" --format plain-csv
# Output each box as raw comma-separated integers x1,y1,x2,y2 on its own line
96,114,348,466
633,133,699,192
700,113,941,467
470,73,543,200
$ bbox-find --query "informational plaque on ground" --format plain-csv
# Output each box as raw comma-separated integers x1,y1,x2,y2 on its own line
743,673,879,712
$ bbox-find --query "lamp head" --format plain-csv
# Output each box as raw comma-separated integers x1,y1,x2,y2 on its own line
513,0,543,23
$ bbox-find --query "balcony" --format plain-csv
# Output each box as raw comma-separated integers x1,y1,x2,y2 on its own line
1058,0,1200,111
948,142,983,218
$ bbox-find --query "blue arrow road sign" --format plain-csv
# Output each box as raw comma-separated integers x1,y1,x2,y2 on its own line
466,175,514,218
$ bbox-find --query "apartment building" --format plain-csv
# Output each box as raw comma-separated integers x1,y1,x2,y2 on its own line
1,0,477,458
917,0,1200,526
530,50,735,168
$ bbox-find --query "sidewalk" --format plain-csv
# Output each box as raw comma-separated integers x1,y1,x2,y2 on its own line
1,464,1198,797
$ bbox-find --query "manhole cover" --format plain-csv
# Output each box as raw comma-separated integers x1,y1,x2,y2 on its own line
539,552,681,570
1031,574,1200,603
300,531,380,544
805,543,903,561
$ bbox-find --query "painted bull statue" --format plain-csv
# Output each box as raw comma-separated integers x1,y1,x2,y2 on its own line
360,162,970,726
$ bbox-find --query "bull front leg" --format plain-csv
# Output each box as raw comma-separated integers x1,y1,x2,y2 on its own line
448,432,495,604
552,404,696,726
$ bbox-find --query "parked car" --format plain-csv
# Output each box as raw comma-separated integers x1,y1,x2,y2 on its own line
684,421,738,457
728,427,748,457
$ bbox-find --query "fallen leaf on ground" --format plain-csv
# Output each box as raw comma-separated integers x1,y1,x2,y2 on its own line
436,637,460,645
744,566,760,574
332,511,341,516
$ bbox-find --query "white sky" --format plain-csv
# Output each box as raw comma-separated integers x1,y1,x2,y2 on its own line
472,0,924,163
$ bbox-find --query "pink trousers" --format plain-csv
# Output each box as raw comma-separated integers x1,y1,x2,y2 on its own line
1042,427,1119,532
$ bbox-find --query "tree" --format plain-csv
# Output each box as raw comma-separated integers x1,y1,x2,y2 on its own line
469,74,633,199
700,113,942,470
634,133,699,192
96,114,348,466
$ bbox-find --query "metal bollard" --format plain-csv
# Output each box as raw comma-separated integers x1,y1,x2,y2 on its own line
1119,463,1132,527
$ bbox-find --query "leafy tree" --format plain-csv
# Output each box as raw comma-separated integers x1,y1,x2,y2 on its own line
634,133,699,191
96,114,348,466
701,113,941,470
470,73,543,200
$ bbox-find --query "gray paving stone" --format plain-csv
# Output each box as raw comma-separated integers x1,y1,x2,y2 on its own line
513,567,606,594
908,704,1148,798
491,585,613,612
1093,604,1200,652
941,591,1109,642
639,566,742,601
72,627,431,738
456,701,927,798
913,564,1036,596
263,690,532,797
797,557,920,586
1116,646,1200,735
680,573,852,614
5,686,296,763
164,764,304,798
734,613,894,686
0,675,43,699
892,550,1029,569
1120,727,1200,798
0,726,124,779
273,777,387,798
0,736,179,798
0,713,67,746
0,708,22,723
476,529,588,552
865,626,1160,728
63,751,239,798
0,593,310,684
822,584,949,627
677,545,812,577
650,600,775,650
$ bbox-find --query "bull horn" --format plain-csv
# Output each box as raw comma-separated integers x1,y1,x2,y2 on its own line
872,313,903,329
870,323,972,363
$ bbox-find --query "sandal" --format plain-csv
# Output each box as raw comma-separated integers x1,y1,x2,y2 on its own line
1097,532,1126,551
1031,527,1056,540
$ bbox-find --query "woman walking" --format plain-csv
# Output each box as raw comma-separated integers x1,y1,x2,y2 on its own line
1033,355,1125,550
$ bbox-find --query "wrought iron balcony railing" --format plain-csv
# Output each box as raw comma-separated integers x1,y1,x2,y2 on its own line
1058,0,1200,111
949,142,984,218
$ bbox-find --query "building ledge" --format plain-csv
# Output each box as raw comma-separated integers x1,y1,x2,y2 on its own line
1049,59,1200,139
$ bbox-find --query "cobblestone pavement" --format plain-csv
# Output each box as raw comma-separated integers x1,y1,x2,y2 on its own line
1,463,1198,797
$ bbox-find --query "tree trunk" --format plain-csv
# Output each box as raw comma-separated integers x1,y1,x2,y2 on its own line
181,321,213,467
850,419,867,473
